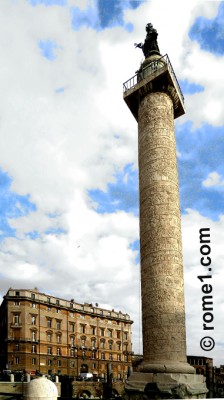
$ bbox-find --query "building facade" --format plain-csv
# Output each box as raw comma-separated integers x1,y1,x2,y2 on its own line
0,288,133,379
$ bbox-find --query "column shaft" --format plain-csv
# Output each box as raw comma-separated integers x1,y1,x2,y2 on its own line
138,92,188,371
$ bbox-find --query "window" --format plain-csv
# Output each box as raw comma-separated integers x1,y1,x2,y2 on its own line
32,358,36,365
31,345,36,353
32,331,37,342
124,343,128,351
80,324,85,334
124,355,128,362
48,359,52,366
109,341,113,350
100,328,105,336
15,291,20,296
70,336,75,346
47,347,52,355
81,337,86,347
124,332,128,340
15,357,19,364
117,354,121,361
15,343,19,351
108,329,113,338
47,297,51,303
47,319,52,328
57,334,61,344
70,323,75,333
13,314,20,325
92,363,96,369
47,306,52,311
117,331,121,339
100,340,105,349
56,299,60,306
101,353,105,360
31,293,35,300
57,348,61,356
90,308,94,313
70,361,75,368
70,302,74,308
92,352,96,359
91,326,96,335
56,308,60,314
32,303,36,308
91,338,96,348
31,316,36,325
47,333,52,342
70,349,75,357
14,301,20,306
108,311,111,316
117,342,121,351
58,360,61,367
109,354,113,361
56,321,61,330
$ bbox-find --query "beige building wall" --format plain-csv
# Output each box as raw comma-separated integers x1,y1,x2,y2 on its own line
0,288,133,379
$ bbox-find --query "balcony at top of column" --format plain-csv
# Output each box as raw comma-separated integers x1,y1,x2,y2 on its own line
123,53,185,121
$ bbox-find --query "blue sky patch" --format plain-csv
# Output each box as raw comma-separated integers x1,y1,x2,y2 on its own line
129,239,140,263
189,2,224,56
176,122,224,220
29,0,66,6
89,163,139,215
39,40,60,61
70,0,143,31
26,231,40,240
0,169,37,241
179,80,204,95
45,227,67,235
55,87,65,93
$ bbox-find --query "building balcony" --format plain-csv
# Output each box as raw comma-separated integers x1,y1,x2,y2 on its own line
10,323,22,328
7,337,39,343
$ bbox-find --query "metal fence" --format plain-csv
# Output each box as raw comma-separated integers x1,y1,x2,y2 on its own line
123,54,184,104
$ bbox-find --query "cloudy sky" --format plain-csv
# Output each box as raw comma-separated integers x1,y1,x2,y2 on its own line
0,0,224,366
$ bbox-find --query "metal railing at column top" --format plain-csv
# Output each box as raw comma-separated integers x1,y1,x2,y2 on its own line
123,53,184,104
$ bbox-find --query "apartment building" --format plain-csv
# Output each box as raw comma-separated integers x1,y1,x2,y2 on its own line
0,288,133,379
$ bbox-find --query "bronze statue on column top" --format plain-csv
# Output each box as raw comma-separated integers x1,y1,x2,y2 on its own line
135,23,161,58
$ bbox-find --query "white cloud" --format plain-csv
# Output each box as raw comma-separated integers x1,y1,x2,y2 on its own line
203,171,224,188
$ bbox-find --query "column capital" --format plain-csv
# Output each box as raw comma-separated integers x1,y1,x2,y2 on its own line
123,54,185,121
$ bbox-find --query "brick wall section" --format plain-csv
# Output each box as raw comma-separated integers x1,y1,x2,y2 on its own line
72,381,124,398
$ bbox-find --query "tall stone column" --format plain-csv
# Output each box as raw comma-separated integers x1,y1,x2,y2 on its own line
139,90,189,373
123,26,208,399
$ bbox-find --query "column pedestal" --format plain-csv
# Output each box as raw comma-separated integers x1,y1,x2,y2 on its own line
124,372,208,399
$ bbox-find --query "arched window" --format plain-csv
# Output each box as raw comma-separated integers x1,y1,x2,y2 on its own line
91,338,96,348
81,336,86,347
116,341,121,351
70,336,75,346
108,340,113,350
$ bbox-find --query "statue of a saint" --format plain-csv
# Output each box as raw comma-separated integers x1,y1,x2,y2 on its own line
135,23,160,58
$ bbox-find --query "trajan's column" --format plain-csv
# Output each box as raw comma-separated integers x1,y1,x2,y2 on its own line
123,24,207,399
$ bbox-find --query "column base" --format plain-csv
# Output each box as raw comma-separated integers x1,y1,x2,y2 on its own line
124,372,208,399
139,362,195,374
